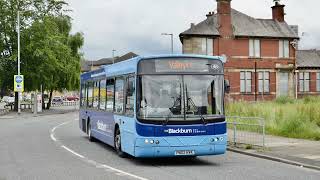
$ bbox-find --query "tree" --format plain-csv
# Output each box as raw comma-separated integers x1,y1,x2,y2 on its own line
0,0,84,110
22,15,84,109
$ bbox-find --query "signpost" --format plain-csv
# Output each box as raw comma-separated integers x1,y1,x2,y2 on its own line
14,75,24,92
14,75,24,114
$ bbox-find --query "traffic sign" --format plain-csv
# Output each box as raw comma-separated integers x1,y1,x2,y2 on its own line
14,75,24,92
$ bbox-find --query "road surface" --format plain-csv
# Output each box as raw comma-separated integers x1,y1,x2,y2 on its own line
0,112,319,180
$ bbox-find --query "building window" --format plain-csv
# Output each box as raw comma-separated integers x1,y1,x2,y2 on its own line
199,38,213,55
317,72,320,92
240,71,252,93
258,72,270,93
279,40,289,58
249,39,260,58
191,37,213,55
299,72,310,92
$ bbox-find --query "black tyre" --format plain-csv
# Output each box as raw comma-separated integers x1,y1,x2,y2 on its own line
88,122,95,142
114,128,126,158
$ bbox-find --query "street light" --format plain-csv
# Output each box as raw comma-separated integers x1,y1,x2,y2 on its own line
17,4,21,114
112,49,116,64
161,33,173,54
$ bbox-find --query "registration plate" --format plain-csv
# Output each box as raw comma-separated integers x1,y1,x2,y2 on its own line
175,150,195,156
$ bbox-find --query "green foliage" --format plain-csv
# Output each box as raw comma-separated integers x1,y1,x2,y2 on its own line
275,96,294,104
226,97,320,140
0,0,84,100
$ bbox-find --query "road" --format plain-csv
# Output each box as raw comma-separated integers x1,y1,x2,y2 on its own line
0,112,319,180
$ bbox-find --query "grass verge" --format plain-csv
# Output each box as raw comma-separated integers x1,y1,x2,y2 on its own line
226,96,320,140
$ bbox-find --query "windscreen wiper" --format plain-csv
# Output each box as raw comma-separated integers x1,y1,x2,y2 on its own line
188,98,207,125
162,110,172,126
186,90,207,125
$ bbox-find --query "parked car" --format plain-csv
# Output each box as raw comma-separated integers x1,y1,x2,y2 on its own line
52,96,63,105
66,96,79,101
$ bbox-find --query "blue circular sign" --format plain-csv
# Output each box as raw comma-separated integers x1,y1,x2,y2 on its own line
15,76,23,83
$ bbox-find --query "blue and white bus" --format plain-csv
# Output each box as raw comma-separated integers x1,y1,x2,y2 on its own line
79,54,228,158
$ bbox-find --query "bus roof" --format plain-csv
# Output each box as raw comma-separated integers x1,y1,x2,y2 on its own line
81,54,226,81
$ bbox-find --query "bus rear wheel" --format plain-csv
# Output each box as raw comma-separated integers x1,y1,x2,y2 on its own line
114,128,126,158
88,122,95,142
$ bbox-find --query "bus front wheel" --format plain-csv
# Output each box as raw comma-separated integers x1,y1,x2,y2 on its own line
114,128,126,158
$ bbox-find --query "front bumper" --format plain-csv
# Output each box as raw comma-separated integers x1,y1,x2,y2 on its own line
134,135,227,158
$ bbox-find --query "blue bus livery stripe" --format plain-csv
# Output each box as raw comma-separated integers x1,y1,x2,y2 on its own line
135,121,226,137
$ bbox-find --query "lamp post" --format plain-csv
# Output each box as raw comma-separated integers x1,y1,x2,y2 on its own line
161,33,173,54
112,49,116,64
17,5,21,114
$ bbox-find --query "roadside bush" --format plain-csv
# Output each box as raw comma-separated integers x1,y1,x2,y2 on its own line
275,96,294,104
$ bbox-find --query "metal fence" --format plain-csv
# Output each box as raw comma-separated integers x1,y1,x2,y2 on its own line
226,116,265,148
51,101,79,107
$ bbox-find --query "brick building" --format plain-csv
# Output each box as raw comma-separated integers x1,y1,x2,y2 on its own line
296,50,320,97
179,0,300,101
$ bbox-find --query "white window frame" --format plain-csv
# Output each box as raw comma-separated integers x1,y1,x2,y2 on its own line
279,40,289,58
249,39,260,58
240,71,252,93
198,38,214,56
258,71,270,93
299,72,310,92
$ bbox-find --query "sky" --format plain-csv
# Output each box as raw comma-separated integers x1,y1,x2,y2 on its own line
66,0,320,60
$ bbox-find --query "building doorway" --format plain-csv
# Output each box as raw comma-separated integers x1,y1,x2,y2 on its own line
279,72,289,96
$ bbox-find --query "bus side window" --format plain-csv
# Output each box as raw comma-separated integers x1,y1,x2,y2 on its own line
106,78,115,112
80,82,86,108
99,79,107,110
93,81,100,109
125,76,135,116
87,82,94,108
115,77,125,114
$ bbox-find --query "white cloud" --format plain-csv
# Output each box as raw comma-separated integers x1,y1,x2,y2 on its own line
66,0,320,60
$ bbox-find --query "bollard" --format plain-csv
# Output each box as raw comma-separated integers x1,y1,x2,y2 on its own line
233,120,237,146
262,119,265,148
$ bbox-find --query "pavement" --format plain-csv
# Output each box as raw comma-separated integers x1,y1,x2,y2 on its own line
0,111,319,180
228,130,320,171
0,105,78,119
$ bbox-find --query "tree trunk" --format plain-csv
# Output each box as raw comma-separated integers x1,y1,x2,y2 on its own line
41,86,45,110
47,89,53,110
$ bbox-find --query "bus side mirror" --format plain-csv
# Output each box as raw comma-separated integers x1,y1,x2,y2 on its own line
224,80,230,94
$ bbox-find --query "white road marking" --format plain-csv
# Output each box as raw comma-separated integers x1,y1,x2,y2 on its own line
50,134,57,142
61,145,85,159
101,165,149,180
50,121,149,180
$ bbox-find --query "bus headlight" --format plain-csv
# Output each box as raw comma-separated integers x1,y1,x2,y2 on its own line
144,139,149,144
211,138,218,142
150,140,154,144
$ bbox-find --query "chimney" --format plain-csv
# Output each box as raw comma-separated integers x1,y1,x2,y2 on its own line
190,23,195,29
206,11,214,18
216,0,232,37
272,1,285,22
216,0,232,57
